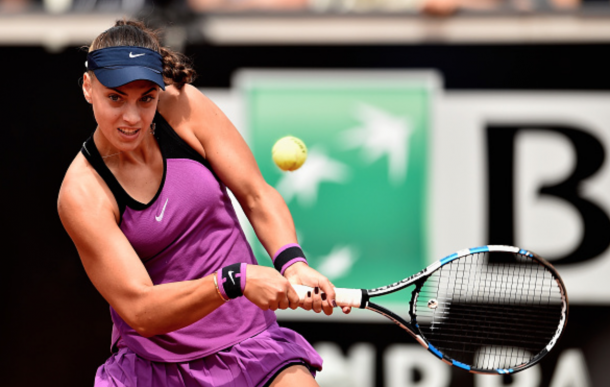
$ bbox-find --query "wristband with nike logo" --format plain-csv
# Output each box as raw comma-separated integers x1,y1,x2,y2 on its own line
218,263,247,299
273,244,308,275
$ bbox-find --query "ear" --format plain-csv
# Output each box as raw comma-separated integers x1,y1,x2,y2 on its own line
82,72,92,104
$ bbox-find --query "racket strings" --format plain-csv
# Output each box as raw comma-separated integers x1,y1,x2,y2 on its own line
413,251,565,371
421,297,563,323
424,316,559,335
425,297,562,315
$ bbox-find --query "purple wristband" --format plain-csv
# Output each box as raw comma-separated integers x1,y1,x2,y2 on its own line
273,243,308,275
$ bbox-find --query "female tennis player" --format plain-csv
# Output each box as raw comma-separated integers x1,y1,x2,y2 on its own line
57,19,349,387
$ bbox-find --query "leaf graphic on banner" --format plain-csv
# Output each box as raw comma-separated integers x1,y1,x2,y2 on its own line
316,245,359,280
275,147,350,207
339,103,412,185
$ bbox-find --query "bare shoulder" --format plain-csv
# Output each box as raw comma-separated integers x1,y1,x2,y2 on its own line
157,84,230,159
158,84,218,121
58,154,97,213
58,153,119,228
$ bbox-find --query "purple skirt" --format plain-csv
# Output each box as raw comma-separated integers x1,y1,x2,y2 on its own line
94,322,323,387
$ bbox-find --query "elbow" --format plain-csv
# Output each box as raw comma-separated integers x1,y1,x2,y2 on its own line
240,183,277,215
128,317,158,338
135,326,156,338
241,191,265,215
117,287,165,338
122,307,160,338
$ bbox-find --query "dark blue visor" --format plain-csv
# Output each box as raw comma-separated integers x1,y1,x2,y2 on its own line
86,46,165,90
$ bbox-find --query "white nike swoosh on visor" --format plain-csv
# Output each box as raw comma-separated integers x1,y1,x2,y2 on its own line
129,52,145,58
155,198,169,222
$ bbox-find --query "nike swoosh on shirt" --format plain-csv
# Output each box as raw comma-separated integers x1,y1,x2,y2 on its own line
129,52,145,58
155,198,169,222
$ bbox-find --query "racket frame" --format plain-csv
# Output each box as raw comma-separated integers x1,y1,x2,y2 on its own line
294,245,569,375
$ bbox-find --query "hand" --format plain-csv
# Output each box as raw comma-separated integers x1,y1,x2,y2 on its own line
283,262,352,316
243,265,300,311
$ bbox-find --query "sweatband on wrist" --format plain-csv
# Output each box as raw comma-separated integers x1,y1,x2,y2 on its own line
273,243,308,275
218,263,247,299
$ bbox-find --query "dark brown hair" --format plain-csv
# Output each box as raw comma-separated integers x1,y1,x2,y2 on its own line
89,19,196,89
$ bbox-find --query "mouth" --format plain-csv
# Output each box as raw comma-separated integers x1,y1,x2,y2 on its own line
118,127,140,136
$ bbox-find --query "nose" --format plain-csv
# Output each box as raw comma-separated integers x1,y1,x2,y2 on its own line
122,102,140,125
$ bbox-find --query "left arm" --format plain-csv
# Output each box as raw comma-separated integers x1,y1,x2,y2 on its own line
158,85,346,314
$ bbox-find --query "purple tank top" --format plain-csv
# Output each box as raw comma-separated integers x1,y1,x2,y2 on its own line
81,113,276,362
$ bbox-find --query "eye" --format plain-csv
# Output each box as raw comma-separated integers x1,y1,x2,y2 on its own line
141,95,155,103
108,94,122,102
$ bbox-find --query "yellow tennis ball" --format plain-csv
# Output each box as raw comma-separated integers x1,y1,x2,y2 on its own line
272,136,307,171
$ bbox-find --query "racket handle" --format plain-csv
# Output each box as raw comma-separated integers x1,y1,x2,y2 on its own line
291,284,363,308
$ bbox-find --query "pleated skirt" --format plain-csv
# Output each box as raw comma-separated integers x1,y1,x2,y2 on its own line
94,323,323,387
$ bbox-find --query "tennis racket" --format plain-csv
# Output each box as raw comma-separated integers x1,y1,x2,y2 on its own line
292,245,568,375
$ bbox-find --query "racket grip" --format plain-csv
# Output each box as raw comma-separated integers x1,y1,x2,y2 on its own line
291,284,363,308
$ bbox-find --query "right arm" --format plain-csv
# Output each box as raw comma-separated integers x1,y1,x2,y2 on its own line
57,155,293,337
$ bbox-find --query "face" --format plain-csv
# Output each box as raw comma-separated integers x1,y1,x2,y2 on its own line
83,73,160,153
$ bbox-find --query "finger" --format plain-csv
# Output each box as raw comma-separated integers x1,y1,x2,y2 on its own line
321,292,334,316
312,287,323,313
288,288,300,309
278,298,290,310
318,280,337,308
287,284,301,307
300,290,313,311
342,306,352,314
289,299,299,310
269,300,279,311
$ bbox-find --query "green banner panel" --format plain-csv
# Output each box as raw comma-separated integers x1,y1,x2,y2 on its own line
237,71,439,308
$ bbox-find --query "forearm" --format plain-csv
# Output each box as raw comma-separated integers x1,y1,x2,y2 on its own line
236,185,343,315
242,186,299,258
129,264,301,332
121,274,225,337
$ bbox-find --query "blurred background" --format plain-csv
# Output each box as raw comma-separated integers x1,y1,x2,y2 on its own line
2,0,610,385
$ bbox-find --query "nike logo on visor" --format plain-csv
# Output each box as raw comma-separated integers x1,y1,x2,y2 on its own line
129,52,145,58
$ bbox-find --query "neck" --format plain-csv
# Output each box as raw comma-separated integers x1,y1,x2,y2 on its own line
93,126,157,163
